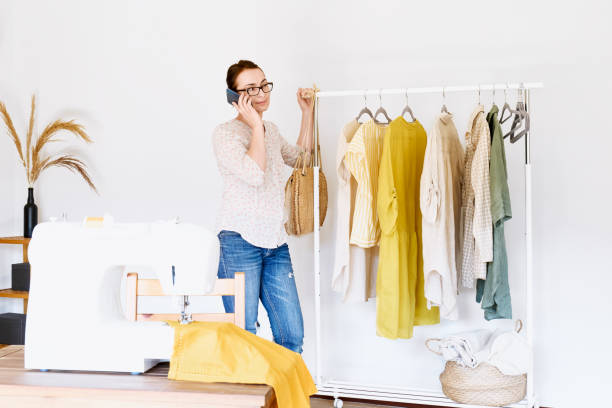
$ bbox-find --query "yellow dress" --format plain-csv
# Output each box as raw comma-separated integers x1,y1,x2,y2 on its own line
167,321,317,408
376,117,440,339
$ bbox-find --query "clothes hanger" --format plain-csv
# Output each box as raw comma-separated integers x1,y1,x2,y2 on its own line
355,90,374,123
491,86,498,109
373,89,392,124
503,88,524,139
500,83,513,124
441,86,449,113
401,89,416,122
508,96,530,143
503,85,530,143
511,106,530,143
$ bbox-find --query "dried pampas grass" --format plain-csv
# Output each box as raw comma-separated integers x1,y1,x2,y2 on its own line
1,94,97,193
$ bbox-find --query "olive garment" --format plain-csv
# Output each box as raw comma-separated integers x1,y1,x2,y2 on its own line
476,104,513,320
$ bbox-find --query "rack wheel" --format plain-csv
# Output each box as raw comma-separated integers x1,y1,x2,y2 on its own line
333,398,343,408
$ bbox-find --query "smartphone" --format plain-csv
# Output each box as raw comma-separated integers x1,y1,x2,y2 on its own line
226,88,240,106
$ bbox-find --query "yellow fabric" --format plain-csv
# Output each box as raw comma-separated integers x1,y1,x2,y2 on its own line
167,321,317,408
376,117,440,339
344,119,387,248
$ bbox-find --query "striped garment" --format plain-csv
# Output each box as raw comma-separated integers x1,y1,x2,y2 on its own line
459,105,493,287
344,119,387,248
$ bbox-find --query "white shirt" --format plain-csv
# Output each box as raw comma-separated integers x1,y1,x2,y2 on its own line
420,113,464,319
212,118,301,248
331,119,378,302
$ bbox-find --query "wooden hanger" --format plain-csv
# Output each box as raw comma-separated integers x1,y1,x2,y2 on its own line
441,86,450,113
373,89,392,124
500,83,513,124
503,85,530,143
401,89,416,122
356,90,374,123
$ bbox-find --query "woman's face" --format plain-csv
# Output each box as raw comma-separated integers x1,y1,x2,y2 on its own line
234,68,271,114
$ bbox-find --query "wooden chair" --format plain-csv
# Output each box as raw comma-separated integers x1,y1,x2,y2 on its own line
125,272,245,329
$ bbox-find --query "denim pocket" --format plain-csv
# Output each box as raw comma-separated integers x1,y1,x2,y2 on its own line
218,230,241,238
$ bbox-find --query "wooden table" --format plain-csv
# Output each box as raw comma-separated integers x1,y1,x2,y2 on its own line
0,346,277,407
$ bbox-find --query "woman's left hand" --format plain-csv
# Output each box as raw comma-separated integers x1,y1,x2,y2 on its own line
297,88,314,113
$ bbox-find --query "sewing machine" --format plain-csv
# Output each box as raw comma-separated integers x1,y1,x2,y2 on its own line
23,218,233,374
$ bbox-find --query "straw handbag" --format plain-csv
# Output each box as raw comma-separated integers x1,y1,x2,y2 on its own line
284,149,328,236
284,87,328,236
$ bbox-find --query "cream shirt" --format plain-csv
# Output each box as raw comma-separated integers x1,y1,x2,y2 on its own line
332,119,378,302
460,105,493,287
420,113,464,319
212,118,301,248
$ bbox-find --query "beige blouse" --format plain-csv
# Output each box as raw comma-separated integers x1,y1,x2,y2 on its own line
420,112,464,319
332,119,378,302
212,118,301,248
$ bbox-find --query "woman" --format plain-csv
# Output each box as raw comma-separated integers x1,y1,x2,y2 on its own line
212,60,314,353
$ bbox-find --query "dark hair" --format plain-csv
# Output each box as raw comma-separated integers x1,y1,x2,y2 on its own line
226,60,262,91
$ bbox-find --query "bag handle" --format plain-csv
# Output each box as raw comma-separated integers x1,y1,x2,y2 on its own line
311,84,323,171
515,319,524,333
425,338,443,356
293,152,303,171
291,151,310,176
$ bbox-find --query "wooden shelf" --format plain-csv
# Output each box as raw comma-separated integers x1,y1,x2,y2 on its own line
0,289,28,299
0,237,30,313
0,237,30,245
0,236,30,263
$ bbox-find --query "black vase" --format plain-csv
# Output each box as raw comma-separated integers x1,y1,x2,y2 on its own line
24,187,38,238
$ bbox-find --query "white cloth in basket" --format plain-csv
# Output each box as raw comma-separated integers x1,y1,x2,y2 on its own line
427,329,492,368
486,329,530,375
427,323,529,375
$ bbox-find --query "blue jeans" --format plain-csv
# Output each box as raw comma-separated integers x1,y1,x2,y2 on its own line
217,230,304,353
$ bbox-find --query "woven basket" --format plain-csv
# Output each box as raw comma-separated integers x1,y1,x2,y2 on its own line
284,151,328,236
440,361,526,407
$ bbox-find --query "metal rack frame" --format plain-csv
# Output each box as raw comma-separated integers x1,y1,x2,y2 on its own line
311,82,543,408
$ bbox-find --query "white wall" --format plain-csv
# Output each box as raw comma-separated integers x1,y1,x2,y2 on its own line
1,1,611,406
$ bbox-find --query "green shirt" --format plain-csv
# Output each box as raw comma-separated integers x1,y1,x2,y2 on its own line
476,105,512,320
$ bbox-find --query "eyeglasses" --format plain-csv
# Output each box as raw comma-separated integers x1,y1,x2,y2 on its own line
236,82,274,96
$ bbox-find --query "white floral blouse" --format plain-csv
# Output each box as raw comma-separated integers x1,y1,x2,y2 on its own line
212,118,302,248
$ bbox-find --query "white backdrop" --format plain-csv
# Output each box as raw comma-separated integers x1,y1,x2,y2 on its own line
1,1,611,407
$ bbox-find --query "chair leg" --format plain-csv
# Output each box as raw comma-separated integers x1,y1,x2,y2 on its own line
234,272,245,329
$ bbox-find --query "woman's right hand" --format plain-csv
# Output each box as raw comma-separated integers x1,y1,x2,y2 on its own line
233,93,263,130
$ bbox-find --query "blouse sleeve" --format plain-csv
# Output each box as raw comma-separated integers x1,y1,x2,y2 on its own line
336,133,351,185
212,124,265,187
345,129,365,183
377,127,398,235
420,125,441,224
276,123,302,167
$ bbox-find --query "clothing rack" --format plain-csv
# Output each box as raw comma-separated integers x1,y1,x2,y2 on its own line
311,82,543,408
